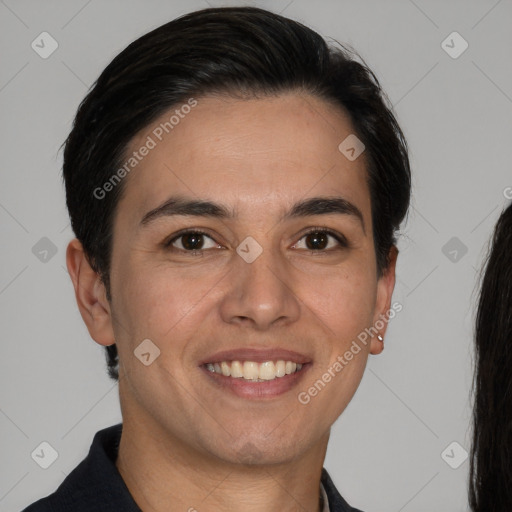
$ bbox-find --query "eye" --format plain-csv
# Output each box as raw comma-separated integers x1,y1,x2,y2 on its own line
162,227,348,256
293,228,348,252
164,229,221,253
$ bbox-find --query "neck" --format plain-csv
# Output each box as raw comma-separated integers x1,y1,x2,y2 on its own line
115,410,329,512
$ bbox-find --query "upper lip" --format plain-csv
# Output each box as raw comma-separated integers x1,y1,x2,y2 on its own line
200,348,312,365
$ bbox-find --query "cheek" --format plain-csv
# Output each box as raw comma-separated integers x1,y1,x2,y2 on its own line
110,256,172,342
112,257,222,358
301,260,377,337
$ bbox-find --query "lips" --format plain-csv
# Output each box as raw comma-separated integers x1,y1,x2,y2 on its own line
199,348,312,398
199,348,312,366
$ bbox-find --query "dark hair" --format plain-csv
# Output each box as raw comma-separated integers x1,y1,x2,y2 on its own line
62,6,411,380
469,202,512,511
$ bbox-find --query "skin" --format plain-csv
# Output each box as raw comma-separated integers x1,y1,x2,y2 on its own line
67,91,397,512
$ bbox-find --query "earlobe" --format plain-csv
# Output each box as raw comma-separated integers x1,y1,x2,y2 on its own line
66,238,115,347
370,246,398,355
370,333,385,355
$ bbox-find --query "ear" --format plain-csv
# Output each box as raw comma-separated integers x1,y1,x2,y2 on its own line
66,238,115,347
370,245,398,355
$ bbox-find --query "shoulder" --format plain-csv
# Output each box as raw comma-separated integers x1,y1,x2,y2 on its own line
20,424,139,512
321,467,365,512
20,500,51,512
20,453,94,512
21,497,54,511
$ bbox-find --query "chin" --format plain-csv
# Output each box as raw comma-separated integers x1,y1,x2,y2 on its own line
207,430,308,467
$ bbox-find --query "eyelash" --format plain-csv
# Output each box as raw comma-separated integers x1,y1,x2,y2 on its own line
163,227,349,256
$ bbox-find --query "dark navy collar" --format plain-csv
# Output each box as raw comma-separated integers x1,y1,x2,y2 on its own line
23,423,363,512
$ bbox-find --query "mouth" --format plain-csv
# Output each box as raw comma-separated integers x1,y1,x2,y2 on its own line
199,349,312,399
204,360,304,381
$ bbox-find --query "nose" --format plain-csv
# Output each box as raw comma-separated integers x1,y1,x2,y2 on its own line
218,244,301,331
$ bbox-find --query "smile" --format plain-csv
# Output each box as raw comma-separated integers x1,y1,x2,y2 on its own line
205,360,304,381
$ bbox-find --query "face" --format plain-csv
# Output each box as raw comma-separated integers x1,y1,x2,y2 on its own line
69,91,396,466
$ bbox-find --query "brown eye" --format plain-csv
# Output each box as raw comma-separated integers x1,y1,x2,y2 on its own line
180,232,205,250
305,231,329,250
165,230,218,252
293,229,348,252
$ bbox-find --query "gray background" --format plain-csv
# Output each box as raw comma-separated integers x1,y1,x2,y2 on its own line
1,0,511,510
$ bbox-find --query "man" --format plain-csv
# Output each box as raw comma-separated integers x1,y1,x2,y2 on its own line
24,6,411,511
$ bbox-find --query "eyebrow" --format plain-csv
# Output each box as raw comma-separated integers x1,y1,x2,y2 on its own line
140,195,365,233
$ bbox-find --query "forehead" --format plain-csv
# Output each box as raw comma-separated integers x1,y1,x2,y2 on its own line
116,92,370,225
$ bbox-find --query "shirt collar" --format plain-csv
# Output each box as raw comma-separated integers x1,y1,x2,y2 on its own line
320,479,331,512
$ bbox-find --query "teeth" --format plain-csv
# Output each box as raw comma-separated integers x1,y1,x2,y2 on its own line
230,360,243,378
243,361,259,380
259,361,276,380
205,360,305,381
275,360,286,377
220,361,231,377
285,361,296,374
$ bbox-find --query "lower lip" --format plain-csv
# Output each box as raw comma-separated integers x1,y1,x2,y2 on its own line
200,364,311,399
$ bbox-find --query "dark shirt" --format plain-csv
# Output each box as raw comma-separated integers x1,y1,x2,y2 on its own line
22,423,364,512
